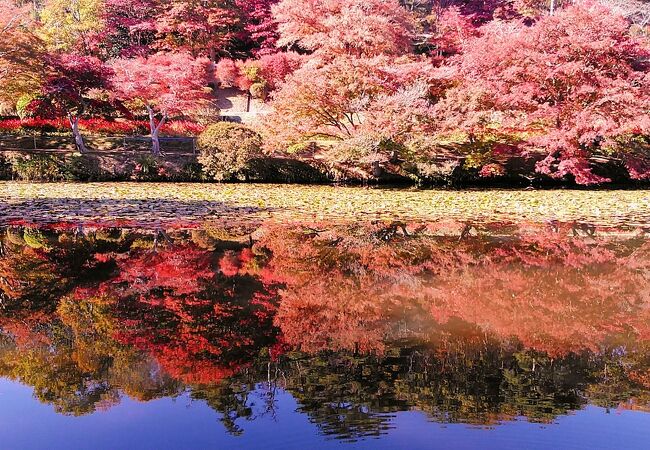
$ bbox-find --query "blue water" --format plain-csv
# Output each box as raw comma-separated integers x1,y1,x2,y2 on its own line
0,221,649,449
0,379,648,450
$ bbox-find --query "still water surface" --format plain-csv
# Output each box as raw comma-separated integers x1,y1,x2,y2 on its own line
0,214,649,449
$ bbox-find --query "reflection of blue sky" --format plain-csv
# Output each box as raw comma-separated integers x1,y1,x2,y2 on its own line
0,379,648,450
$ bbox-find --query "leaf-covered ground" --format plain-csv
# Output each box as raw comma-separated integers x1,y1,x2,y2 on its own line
1,182,649,227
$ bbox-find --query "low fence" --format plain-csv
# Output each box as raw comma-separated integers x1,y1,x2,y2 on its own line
0,134,197,155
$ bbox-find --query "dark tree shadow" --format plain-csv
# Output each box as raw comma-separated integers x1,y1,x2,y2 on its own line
0,198,275,228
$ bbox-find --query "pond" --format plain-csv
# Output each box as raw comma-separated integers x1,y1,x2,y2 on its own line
0,184,649,449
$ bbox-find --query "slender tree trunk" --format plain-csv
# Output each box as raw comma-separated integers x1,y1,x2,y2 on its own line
68,114,88,153
146,105,167,156
550,0,556,16
151,126,162,156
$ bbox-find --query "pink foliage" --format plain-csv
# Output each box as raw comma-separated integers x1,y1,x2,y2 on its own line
154,0,240,58
272,0,415,57
235,0,280,55
436,3,650,184
103,0,159,57
39,54,114,115
479,163,506,178
214,58,241,88
111,52,212,116
255,51,304,90
264,55,434,148
0,2,31,32
625,154,650,180
219,251,243,277
239,51,304,90
117,246,215,296
428,7,479,63
159,120,205,136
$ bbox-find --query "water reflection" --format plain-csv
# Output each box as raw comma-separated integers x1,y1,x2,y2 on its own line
0,220,648,441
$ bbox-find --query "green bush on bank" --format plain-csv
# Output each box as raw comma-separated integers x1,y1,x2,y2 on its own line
197,123,264,181
1,129,643,186
8,153,108,181
130,155,205,182
0,152,206,183
0,154,12,180
64,154,105,181
12,154,65,181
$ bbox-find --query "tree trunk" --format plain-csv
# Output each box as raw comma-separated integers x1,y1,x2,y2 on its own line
151,128,161,156
146,105,167,156
371,160,383,178
68,114,88,153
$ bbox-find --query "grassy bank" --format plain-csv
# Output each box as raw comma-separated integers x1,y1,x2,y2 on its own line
3,149,649,189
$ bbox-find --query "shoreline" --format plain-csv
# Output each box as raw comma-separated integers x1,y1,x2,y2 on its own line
2,149,649,189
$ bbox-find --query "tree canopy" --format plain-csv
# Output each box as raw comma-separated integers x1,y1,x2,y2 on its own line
0,0,648,182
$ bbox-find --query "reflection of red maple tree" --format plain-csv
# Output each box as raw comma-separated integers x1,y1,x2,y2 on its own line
116,246,215,297
1,223,649,419
104,244,281,385
258,223,650,357
428,232,650,356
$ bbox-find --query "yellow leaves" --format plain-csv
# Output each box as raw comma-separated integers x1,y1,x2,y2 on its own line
1,182,649,227
0,7,45,102
38,0,105,53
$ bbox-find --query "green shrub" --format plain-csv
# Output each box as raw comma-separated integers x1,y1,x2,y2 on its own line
128,154,184,181
252,157,328,183
0,154,12,180
177,161,205,182
249,82,268,100
131,154,161,181
63,154,104,181
198,122,263,181
5,228,25,246
94,228,124,242
15,153,108,182
286,141,318,155
12,154,65,181
402,137,467,186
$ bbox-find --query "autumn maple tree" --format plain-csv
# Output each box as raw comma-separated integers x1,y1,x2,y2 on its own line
214,51,303,98
435,3,650,184
0,0,648,183
154,0,241,60
102,0,160,57
38,0,105,56
0,2,45,103
33,54,114,153
264,56,433,149
263,0,435,159
235,0,279,55
111,52,212,155
272,0,415,57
